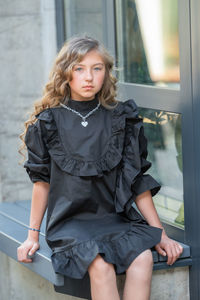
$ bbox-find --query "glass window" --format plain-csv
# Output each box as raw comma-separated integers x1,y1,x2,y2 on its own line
64,0,103,42
138,108,184,229
115,0,180,88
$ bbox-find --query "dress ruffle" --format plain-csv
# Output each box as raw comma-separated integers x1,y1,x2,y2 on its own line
113,100,161,215
50,222,162,279
36,107,124,177
34,99,161,215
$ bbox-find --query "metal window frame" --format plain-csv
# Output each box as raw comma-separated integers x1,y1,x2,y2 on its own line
55,0,66,51
103,0,188,242
186,0,200,298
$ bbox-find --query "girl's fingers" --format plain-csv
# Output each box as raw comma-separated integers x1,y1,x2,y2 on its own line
166,246,173,265
167,242,183,265
156,239,184,265
17,242,39,263
21,257,32,263
171,244,179,265
28,243,39,256
155,245,167,257
176,243,183,261
17,246,32,263
178,243,183,254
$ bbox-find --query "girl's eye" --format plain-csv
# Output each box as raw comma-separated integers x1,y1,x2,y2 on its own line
74,67,103,72
75,67,83,71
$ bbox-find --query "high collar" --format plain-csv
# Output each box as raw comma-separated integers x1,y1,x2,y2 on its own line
66,94,99,112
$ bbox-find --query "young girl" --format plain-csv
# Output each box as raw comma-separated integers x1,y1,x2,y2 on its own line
17,35,183,300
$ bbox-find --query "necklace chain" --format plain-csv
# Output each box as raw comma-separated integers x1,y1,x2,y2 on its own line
60,101,101,127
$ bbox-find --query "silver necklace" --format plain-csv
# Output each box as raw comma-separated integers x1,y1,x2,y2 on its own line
60,101,101,127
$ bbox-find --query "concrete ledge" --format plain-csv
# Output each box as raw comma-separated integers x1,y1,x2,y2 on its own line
0,213,64,286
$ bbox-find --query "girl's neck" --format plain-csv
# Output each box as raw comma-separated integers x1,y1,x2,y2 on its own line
67,94,99,112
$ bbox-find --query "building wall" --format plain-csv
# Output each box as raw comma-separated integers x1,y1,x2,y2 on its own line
0,0,56,205
0,0,190,299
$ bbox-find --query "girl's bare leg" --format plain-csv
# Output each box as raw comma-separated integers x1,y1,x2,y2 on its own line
88,254,120,300
123,249,153,300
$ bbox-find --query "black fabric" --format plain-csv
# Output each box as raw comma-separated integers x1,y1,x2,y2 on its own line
24,96,162,279
24,121,51,183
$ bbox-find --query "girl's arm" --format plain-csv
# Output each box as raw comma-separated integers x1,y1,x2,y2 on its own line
17,181,50,263
135,190,183,265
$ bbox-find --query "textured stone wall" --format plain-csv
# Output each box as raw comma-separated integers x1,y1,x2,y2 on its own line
0,0,190,299
151,267,190,299
0,0,56,205
0,1,67,299
117,267,190,300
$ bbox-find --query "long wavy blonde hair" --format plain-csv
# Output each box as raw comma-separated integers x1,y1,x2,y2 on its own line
19,35,118,162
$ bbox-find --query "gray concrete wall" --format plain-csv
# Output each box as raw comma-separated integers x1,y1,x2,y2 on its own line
0,0,67,299
0,0,190,299
117,267,190,300
0,0,56,205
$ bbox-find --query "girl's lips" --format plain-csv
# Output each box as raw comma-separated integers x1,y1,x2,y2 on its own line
83,86,94,89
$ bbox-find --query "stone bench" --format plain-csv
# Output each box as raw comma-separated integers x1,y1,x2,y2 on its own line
0,200,192,300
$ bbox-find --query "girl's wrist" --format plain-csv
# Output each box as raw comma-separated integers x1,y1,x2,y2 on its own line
149,223,167,237
28,227,40,232
161,228,168,238
28,230,40,241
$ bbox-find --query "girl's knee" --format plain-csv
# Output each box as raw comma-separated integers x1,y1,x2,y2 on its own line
88,254,115,281
126,249,153,274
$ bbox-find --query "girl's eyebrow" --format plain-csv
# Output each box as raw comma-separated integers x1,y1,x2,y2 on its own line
75,63,104,67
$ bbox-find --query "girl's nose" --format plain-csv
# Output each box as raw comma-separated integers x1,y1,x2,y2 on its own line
85,69,93,81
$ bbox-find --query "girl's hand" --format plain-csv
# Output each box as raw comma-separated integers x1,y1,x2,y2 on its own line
17,239,40,263
155,231,183,265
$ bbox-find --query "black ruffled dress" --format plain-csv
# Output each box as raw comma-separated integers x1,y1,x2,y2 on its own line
24,96,162,279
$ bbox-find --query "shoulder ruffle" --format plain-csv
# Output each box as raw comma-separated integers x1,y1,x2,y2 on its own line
35,103,128,177
114,100,161,215
36,100,160,215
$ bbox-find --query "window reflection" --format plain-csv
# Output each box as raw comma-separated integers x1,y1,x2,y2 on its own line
115,0,180,88
64,0,103,42
138,108,184,228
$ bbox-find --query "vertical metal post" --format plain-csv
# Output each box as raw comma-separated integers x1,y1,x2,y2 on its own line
55,0,66,51
102,0,116,59
186,0,200,298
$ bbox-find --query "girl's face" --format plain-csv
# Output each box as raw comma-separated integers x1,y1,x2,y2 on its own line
68,50,106,101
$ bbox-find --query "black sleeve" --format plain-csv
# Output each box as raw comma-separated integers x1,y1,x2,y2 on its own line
24,120,51,183
131,124,161,197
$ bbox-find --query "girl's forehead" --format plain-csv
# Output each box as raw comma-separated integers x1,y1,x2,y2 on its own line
77,50,105,64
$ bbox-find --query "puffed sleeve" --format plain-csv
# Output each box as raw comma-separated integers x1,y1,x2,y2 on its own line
24,120,51,183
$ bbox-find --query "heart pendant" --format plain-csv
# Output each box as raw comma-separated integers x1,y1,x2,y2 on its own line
81,121,88,127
